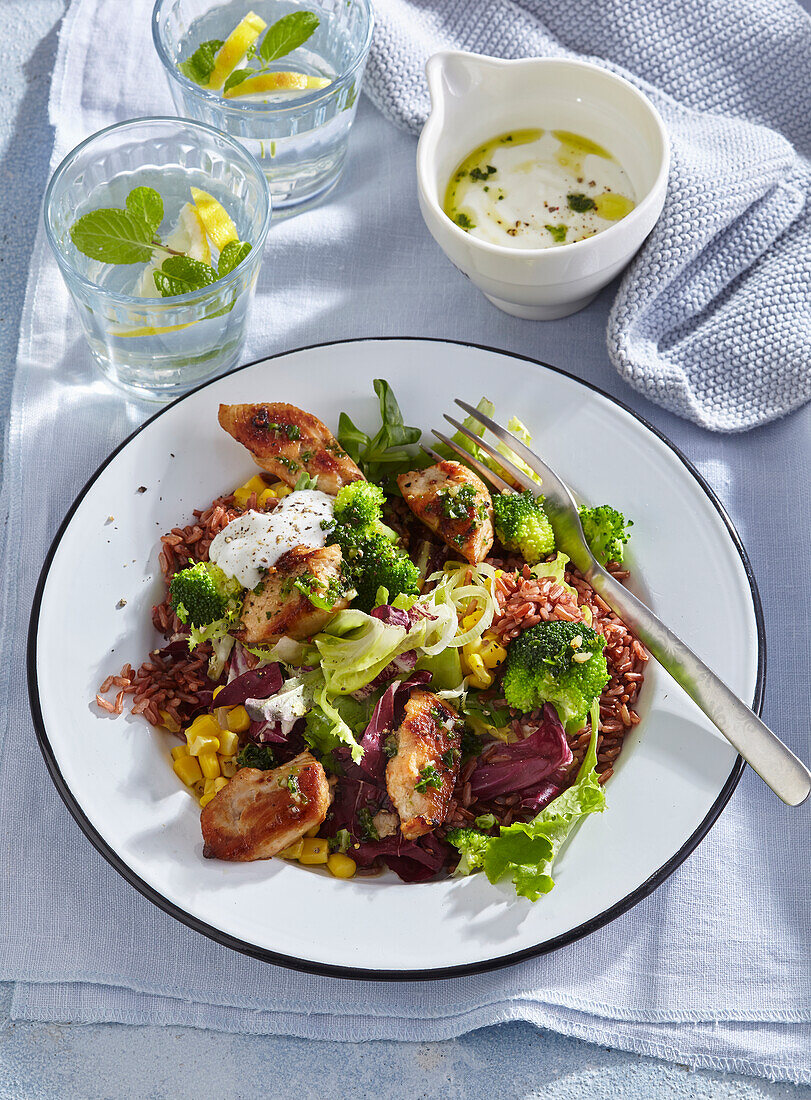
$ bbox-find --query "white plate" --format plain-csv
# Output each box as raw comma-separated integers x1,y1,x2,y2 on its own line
29,338,763,979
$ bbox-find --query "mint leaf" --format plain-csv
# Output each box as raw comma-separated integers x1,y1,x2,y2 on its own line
153,256,218,297
218,239,251,276
70,208,154,264
223,68,253,94
178,39,224,84
126,187,163,233
259,11,319,62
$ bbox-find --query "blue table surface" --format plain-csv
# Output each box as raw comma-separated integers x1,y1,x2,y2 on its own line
1,4,809,1098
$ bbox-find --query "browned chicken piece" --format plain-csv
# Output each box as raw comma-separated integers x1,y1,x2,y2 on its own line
397,461,494,564
218,402,364,494
385,689,461,840
201,751,330,861
239,544,350,644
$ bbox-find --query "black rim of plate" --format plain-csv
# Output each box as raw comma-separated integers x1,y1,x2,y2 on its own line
27,337,763,982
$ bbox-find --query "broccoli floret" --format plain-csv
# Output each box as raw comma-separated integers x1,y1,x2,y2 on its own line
492,490,555,563
170,561,241,627
332,481,386,530
446,826,490,876
332,527,420,612
501,620,609,728
328,480,420,612
236,743,276,770
578,505,633,565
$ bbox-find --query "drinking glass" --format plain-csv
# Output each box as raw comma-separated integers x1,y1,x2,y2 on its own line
44,116,271,400
153,0,374,216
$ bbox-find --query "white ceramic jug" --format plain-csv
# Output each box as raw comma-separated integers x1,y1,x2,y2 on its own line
417,51,670,320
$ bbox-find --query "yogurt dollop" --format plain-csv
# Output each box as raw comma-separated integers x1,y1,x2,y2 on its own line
209,489,335,590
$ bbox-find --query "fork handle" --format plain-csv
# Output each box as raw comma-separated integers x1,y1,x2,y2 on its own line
585,566,810,806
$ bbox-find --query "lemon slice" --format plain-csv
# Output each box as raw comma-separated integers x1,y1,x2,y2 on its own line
190,187,238,251
112,320,195,338
206,12,267,90
135,203,210,297
223,72,332,98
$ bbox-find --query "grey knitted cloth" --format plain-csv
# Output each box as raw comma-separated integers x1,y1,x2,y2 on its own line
364,0,811,432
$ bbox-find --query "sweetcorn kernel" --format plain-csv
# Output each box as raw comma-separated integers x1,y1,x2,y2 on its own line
227,705,251,733
198,752,221,779
173,755,203,787
327,853,357,878
220,756,239,778
258,487,277,508
466,653,493,689
480,639,508,669
188,733,219,757
187,714,220,740
170,744,189,761
277,839,304,860
212,685,224,700
217,728,240,756
270,482,292,497
213,777,229,793
159,709,181,733
462,610,484,631
304,823,321,838
233,487,251,507
299,838,329,864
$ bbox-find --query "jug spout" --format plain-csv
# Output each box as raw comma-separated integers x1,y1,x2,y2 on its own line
425,50,495,113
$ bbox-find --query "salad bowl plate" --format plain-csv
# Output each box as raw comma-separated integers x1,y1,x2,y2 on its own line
28,337,763,978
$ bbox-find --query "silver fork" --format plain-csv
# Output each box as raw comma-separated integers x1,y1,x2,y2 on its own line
433,399,810,807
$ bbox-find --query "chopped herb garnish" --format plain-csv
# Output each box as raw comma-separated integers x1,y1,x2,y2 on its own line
567,192,596,213
293,571,345,611
357,806,379,841
455,212,475,230
236,743,276,770
470,165,496,181
545,224,568,243
383,734,398,759
441,748,459,769
415,763,442,792
329,828,351,853
438,482,478,520
285,770,308,804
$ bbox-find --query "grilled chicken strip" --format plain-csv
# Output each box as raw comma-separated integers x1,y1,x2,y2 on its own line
397,461,493,564
218,402,364,494
239,544,349,644
385,689,461,840
201,752,330,861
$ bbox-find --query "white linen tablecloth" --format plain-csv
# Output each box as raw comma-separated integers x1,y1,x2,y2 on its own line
1,0,809,1084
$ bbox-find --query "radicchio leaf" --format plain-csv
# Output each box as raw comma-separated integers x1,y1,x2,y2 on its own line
352,833,451,883
215,663,284,707
357,670,432,781
469,703,572,800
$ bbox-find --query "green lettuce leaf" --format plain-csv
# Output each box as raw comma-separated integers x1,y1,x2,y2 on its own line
448,707,606,901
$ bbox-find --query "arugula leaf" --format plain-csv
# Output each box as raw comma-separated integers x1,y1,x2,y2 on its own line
126,187,163,233
337,379,423,486
153,255,218,298
178,39,224,84
259,11,319,62
69,208,155,264
218,239,252,276
223,68,253,94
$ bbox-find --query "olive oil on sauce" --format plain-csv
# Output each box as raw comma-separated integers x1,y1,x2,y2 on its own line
444,129,636,248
